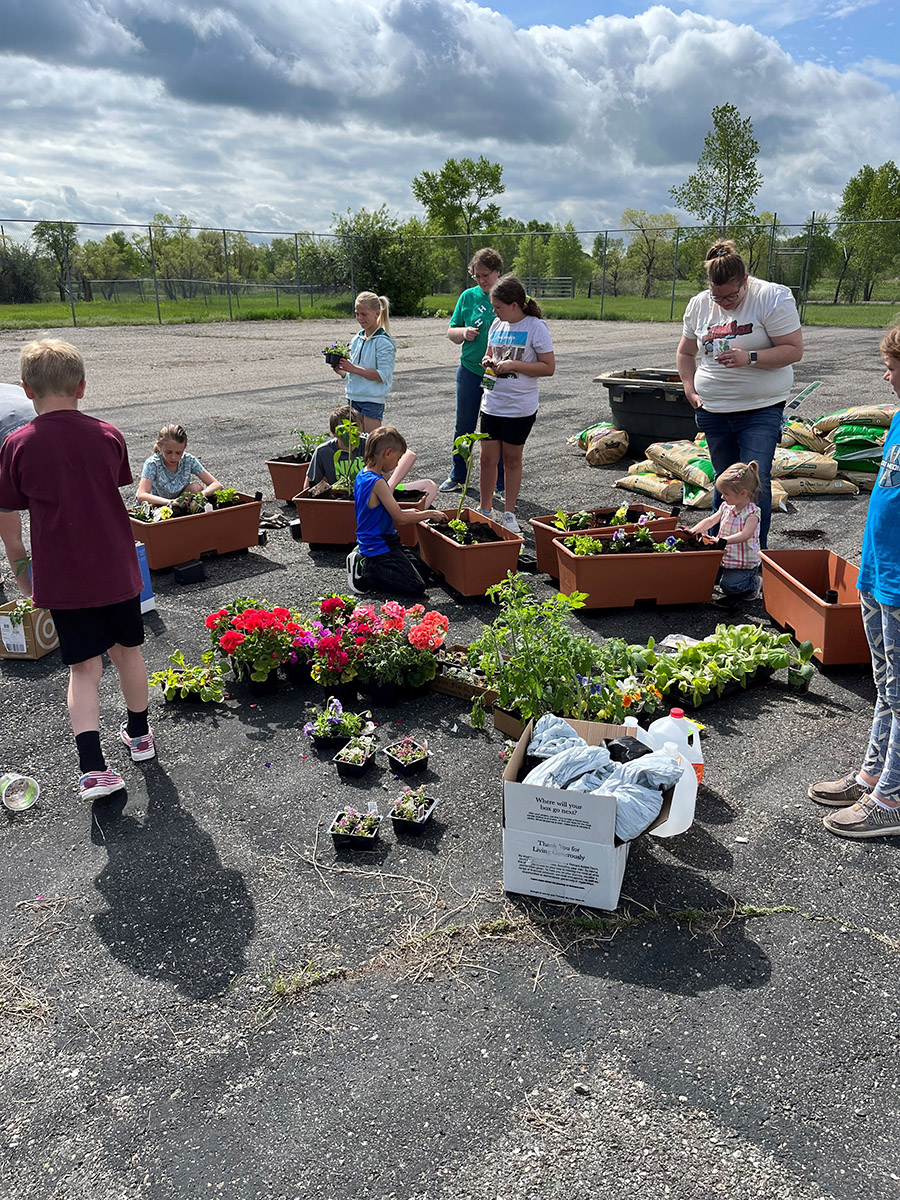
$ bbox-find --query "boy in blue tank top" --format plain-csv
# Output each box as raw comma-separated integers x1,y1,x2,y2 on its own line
348,426,446,596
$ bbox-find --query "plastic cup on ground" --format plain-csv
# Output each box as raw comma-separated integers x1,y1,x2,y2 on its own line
1,772,40,812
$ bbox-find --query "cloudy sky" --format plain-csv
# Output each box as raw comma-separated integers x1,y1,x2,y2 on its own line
0,0,898,241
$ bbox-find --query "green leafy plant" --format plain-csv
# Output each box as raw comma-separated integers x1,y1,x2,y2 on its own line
7,597,33,626
551,509,596,532
173,490,209,515
608,505,631,526
564,534,606,556
334,734,377,764
289,429,329,459
332,418,363,493
390,783,430,820
321,341,350,359
450,430,490,522
446,517,468,544
149,649,227,702
213,487,240,506
787,639,818,691
304,697,373,739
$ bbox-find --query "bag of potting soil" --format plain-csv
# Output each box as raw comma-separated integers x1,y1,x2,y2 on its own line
614,472,683,504
812,404,900,435
771,480,789,512
829,423,885,472
627,459,658,475
682,481,713,509
780,420,830,454
771,447,837,480
839,470,877,492
778,476,859,497
645,440,715,490
571,420,616,449
585,426,629,466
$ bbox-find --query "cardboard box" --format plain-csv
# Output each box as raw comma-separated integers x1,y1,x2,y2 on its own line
502,718,672,911
0,601,59,661
429,645,498,704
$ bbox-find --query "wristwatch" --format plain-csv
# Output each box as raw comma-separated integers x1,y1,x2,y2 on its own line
748,351,758,365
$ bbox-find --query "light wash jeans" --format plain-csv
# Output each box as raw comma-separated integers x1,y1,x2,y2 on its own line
860,591,900,801
694,404,784,549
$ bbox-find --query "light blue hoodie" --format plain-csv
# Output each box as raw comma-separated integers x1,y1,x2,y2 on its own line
345,326,396,407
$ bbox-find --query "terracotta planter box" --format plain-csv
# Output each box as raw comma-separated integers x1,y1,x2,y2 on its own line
416,508,523,598
759,549,869,666
555,531,723,609
292,488,419,548
130,493,262,570
530,505,677,577
265,457,310,502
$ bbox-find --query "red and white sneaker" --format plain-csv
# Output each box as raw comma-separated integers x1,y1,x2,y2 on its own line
119,723,156,762
79,769,126,801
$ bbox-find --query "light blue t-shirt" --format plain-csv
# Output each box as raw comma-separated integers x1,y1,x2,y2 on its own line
858,413,900,606
140,451,205,500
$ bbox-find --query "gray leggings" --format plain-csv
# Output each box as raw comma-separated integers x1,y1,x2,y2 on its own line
861,591,900,800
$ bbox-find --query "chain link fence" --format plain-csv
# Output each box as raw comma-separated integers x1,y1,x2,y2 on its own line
1,214,898,326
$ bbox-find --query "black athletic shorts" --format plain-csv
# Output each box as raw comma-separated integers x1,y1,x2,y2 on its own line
51,595,144,666
479,409,538,446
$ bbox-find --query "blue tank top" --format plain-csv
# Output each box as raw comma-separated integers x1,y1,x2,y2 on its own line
354,469,395,557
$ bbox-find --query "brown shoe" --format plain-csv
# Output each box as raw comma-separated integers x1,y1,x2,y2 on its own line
807,773,870,807
823,795,900,839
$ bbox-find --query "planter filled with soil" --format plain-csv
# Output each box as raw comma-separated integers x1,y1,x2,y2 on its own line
530,505,677,578
759,548,869,666
265,455,310,502
554,529,723,609
129,492,262,571
293,487,423,548
416,508,523,598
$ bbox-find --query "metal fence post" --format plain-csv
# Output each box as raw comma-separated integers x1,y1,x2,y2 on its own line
528,233,534,292
222,229,233,320
600,231,608,320
61,221,77,327
293,233,302,316
670,228,681,321
148,225,162,324
349,233,355,300
766,212,777,281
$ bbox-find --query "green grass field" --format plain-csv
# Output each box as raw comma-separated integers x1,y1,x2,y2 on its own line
1,288,897,331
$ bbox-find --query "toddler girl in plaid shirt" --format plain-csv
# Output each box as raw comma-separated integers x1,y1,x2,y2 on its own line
689,461,761,603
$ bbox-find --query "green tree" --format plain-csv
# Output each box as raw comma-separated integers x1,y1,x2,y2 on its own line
331,206,433,314
669,103,763,234
411,156,504,283
80,232,143,299
31,220,80,302
835,162,900,301
548,221,591,288
0,239,46,303
590,234,626,296
621,209,679,298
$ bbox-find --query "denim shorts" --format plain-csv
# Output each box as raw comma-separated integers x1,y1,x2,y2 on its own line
349,399,385,420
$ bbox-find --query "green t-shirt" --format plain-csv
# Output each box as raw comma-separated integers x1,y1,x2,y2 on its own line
450,286,493,376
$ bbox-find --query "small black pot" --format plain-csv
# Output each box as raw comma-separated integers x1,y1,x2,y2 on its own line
317,680,358,706
384,741,429,776
366,678,401,707
390,796,437,833
283,659,313,687
787,666,813,693
329,812,381,848
233,669,279,696
311,732,352,754
324,352,344,367
332,749,377,778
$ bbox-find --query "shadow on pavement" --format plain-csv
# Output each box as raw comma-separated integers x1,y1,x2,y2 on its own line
89,762,255,999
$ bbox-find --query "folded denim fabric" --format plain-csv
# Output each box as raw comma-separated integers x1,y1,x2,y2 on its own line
527,714,585,759
523,744,612,788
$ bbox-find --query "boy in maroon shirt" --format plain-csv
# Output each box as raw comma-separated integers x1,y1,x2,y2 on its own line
0,339,155,800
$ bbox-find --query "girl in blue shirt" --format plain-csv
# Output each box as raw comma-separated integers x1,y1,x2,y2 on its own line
349,426,446,596
331,293,396,433
811,325,900,839
138,423,222,507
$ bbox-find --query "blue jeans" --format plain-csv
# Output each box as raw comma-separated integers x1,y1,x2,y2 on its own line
449,365,504,490
860,591,900,801
694,404,784,549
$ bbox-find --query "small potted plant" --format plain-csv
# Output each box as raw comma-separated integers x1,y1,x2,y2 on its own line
787,639,818,693
206,602,298,691
329,804,382,849
266,430,330,502
304,696,374,752
322,341,351,368
389,783,437,832
384,734,430,776
149,649,228,703
332,733,378,778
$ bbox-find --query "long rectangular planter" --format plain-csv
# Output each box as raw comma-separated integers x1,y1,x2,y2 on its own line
416,508,523,598
530,504,677,577
555,532,723,609
293,488,418,548
265,458,309,502
130,493,262,570
759,548,869,666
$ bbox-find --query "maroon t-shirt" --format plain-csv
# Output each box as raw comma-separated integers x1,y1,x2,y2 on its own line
0,409,141,609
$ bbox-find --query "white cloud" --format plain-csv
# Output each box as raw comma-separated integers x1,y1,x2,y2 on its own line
0,0,897,238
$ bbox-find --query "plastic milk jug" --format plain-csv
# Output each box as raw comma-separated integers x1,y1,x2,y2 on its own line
650,740,697,838
646,708,704,783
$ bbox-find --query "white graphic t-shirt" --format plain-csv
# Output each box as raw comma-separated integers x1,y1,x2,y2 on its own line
481,316,554,418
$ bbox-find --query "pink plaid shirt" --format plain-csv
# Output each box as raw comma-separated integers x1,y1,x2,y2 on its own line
720,501,761,570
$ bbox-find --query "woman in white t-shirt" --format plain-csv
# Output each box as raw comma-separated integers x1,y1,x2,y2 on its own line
477,275,555,534
676,241,803,548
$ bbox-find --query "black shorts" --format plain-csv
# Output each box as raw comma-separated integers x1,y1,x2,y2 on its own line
51,595,144,666
480,409,537,446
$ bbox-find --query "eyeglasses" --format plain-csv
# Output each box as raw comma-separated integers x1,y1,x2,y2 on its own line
711,281,746,304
